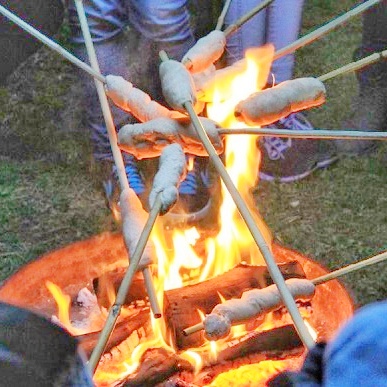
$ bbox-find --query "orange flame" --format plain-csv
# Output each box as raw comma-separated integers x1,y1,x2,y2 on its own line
45,281,85,336
49,44,309,385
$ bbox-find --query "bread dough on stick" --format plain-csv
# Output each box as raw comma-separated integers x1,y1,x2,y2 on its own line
120,188,156,270
182,30,226,74
118,117,223,159
234,78,326,126
105,75,176,122
148,143,187,214
203,278,315,341
159,59,197,113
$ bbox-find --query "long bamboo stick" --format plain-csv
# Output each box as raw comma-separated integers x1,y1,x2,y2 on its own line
219,128,387,140
215,0,232,31
182,250,387,336
318,49,387,82
0,4,105,83
88,194,163,373
160,39,314,347
157,54,311,347
182,100,314,350
223,0,274,37
274,0,381,61
74,0,162,371
312,250,387,286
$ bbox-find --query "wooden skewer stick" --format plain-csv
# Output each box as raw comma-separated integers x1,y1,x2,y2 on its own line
274,0,382,61
158,51,313,348
223,0,274,37
182,250,387,336
312,250,387,286
215,0,232,31
318,49,387,82
74,0,162,372
182,100,315,350
218,128,387,141
0,4,105,84
88,194,163,374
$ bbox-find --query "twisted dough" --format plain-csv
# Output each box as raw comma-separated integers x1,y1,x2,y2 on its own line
234,77,326,126
203,278,316,341
182,30,226,74
118,116,223,159
148,143,187,214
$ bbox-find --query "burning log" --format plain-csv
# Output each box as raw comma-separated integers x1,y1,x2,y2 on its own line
77,310,151,357
93,262,304,309
120,325,303,387
163,262,305,350
122,348,194,387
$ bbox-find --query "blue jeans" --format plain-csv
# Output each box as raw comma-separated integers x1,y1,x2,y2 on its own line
225,0,305,83
68,0,304,160
68,0,195,161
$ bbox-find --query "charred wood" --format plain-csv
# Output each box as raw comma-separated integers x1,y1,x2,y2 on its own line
77,310,151,357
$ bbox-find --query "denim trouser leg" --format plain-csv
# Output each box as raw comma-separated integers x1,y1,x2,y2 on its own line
266,0,304,83
224,0,304,83
127,0,195,61
68,0,195,162
224,0,266,64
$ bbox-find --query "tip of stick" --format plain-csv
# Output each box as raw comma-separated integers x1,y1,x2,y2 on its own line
159,50,169,62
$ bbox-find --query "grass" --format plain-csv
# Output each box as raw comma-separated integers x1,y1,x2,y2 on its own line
0,1,386,307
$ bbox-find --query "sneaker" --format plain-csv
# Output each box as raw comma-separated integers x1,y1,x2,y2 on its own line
335,47,387,156
103,155,216,223
258,113,338,183
102,155,147,213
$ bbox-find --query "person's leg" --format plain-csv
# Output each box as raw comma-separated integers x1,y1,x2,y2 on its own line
127,0,195,61
336,0,387,155
224,0,267,64
68,0,131,163
257,0,338,183
266,0,304,83
68,0,148,209
0,0,64,84
126,0,216,217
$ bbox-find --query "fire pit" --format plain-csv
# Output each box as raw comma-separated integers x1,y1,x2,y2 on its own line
0,232,353,386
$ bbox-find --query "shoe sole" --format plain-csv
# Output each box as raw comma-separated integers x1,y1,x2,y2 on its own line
259,156,339,183
162,198,214,225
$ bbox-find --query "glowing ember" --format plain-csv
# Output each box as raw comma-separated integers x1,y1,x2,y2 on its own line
208,360,288,387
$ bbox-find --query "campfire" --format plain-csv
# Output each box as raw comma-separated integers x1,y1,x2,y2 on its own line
4,1,387,385
0,234,353,386
0,45,355,386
